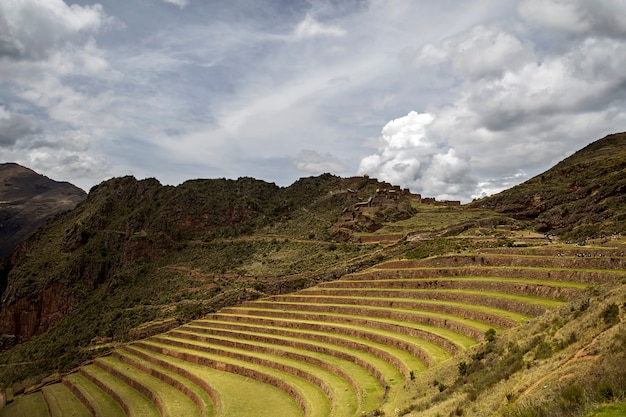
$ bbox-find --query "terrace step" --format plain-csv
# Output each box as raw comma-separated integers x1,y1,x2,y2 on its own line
297,287,560,316
79,364,160,417
263,294,529,327
165,328,384,412
476,247,626,258
95,355,201,417
318,277,586,300
232,300,499,335
191,318,425,379
148,334,360,417
42,383,90,417
219,305,479,351
350,265,620,284
126,343,303,417
0,391,48,417
113,348,212,417
178,322,399,388
380,253,626,270
63,372,126,417
208,311,451,366
134,339,324,416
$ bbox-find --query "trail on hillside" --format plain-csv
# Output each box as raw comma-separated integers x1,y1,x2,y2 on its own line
516,332,603,403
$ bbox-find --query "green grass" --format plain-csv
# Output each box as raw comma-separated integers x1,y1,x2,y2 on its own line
214,311,449,368
96,355,201,417
183,321,404,384
156,333,360,417
42,383,91,417
139,339,325,416
588,403,626,417
169,328,384,413
193,317,426,379
309,286,566,309
273,294,532,324
340,276,592,290
81,363,161,417
254,299,499,333
0,391,49,417
113,348,213,417
129,343,304,417
227,304,479,351
64,372,126,417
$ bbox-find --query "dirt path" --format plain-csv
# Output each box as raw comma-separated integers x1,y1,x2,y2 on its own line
516,334,602,402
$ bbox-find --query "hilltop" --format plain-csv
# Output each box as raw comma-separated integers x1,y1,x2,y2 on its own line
471,132,626,241
0,163,86,258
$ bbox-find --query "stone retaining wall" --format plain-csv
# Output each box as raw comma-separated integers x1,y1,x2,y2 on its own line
227,303,482,344
182,324,387,387
318,279,581,301
113,349,206,417
135,340,311,416
347,267,618,284
167,329,366,408
299,288,549,317
123,344,219,417
94,358,166,416
192,320,413,377
62,378,97,417
264,296,519,328
79,367,132,416
210,313,435,366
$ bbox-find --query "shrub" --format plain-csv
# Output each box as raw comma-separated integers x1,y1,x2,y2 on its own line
601,303,620,326
458,361,469,376
485,328,496,342
596,382,614,401
559,383,585,409
534,339,553,360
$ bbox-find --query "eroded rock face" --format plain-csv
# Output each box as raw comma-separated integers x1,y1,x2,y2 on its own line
0,282,72,348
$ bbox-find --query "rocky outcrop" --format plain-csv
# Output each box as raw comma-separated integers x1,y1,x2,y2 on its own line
0,282,72,348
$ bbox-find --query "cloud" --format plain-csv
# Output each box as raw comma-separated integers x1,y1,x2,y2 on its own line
0,109,42,146
0,0,109,61
357,111,475,200
293,14,346,40
518,0,626,38
360,4,626,202
162,0,189,9
415,25,536,80
295,150,346,174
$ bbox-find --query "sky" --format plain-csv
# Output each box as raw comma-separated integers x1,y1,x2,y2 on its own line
1,0,625,202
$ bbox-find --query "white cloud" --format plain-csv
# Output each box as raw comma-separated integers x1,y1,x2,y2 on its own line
518,0,626,38
357,111,474,200
2,0,626,201
0,108,42,146
415,25,536,80
295,150,346,174
359,4,626,202
293,14,346,40
0,0,109,61
162,0,189,9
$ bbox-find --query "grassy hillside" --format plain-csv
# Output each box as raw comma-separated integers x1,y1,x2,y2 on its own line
471,132,626,241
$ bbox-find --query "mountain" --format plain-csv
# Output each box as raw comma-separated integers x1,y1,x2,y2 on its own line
0,173,417,379
0,163,86,258
1,133,625,417
470,132,626,240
